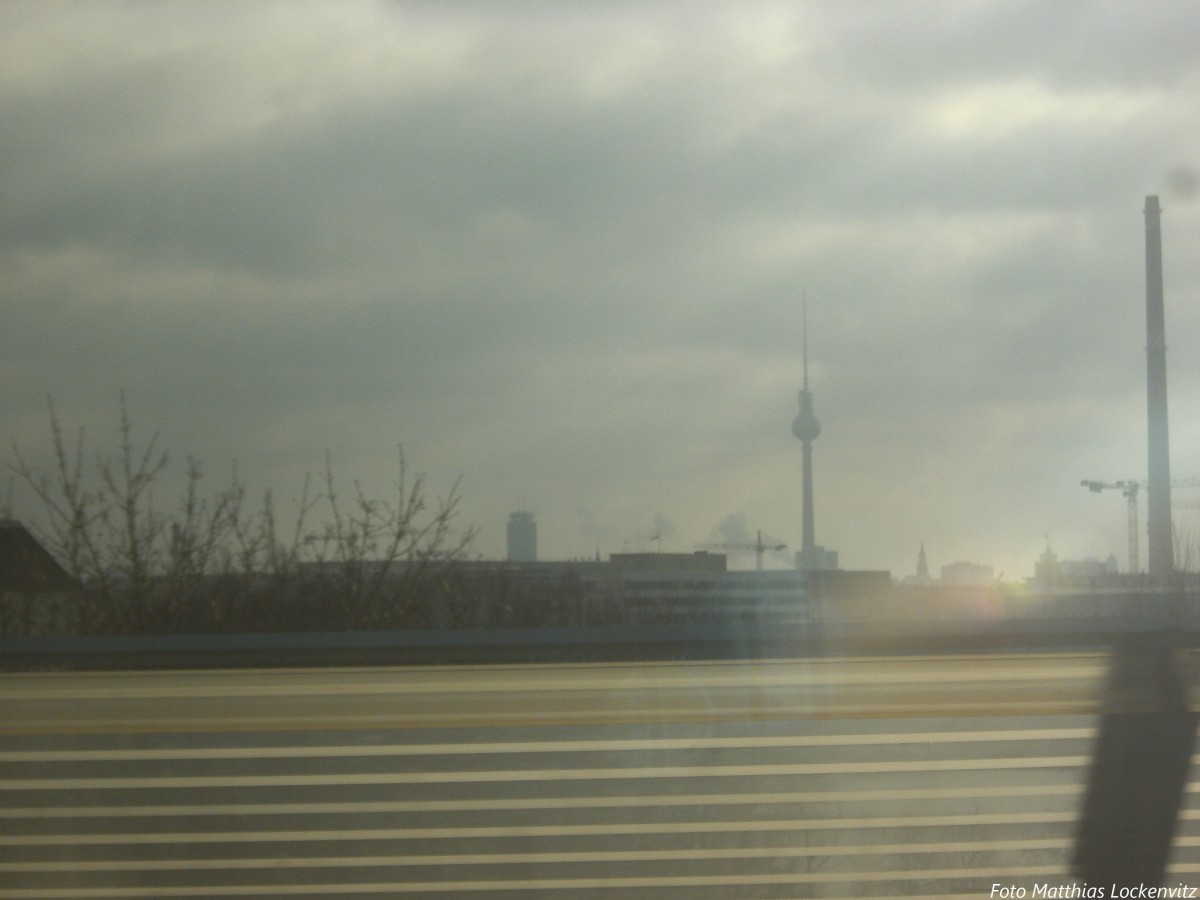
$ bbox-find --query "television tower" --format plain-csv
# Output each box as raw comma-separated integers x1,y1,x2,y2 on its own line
792,295,821,557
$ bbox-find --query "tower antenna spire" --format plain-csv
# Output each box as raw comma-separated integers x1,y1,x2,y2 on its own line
802,287,809,390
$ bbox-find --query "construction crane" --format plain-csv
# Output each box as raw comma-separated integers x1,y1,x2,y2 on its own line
1081,480,1140,574
1080,477,1200,575
695,530,787,572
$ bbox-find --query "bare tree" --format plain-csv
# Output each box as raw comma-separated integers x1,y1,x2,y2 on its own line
6,398,476,635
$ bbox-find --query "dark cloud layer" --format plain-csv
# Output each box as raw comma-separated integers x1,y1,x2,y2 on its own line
4,1,1200,578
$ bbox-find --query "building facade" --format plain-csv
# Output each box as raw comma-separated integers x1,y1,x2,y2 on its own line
506,511,537,562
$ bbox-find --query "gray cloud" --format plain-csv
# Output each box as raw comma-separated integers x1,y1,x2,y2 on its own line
4,1,1200,578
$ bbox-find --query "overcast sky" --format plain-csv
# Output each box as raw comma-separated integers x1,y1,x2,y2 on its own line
4,1,1200,579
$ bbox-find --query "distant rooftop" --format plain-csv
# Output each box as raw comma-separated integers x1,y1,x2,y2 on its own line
0,521,74,592
609,552,727,573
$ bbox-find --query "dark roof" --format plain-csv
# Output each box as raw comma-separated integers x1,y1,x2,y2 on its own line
0,521,75,591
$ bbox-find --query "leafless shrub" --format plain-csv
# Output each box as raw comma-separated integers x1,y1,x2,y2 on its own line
6,397,476,635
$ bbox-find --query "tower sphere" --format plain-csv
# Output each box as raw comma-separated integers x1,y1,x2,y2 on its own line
792,408,821,441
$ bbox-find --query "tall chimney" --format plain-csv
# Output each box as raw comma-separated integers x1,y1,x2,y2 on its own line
1145,195,1173,578
1071,198,1195,893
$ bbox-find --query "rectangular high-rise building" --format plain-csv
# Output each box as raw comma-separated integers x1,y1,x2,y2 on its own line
506,511,537,562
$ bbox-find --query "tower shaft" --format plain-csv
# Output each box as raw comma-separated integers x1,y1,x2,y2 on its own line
802,430,816,552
